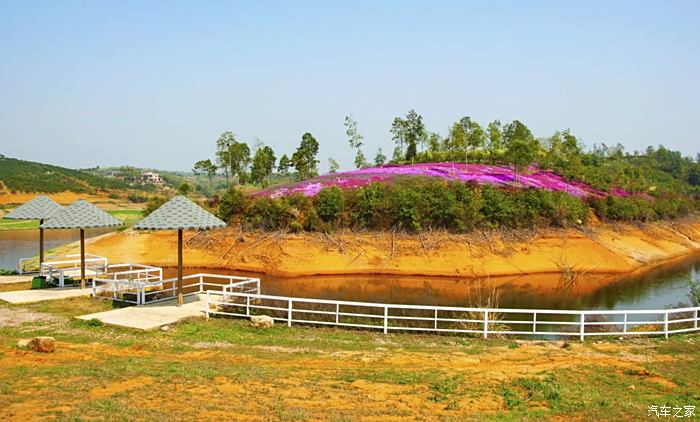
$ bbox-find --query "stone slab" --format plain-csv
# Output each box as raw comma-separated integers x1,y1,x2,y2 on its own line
0,275,33,285
76,294,207,330
0,288,91,304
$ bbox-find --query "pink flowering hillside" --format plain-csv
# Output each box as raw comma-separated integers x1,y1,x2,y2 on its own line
256,163,630,199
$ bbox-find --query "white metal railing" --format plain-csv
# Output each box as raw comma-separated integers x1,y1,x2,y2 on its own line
91,264,164,304
18,257,40,274
98,263,162,283
92,272,260,306
206,290,700,340
39,254,108,287
19,253,107,275
141,273,260,305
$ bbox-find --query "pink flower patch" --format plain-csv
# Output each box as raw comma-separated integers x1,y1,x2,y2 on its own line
253,163,628,199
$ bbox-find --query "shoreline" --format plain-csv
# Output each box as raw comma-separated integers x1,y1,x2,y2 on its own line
46,215,700,280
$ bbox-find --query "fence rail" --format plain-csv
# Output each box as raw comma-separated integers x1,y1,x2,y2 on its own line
207,290,700,340
92,272,260,306
19,253,108,276
39,254,108,287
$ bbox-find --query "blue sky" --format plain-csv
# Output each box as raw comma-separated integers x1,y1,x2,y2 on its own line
1,0,698,171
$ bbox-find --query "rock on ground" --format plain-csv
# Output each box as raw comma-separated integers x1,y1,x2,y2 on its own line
250,315,274,328
19,337,56,353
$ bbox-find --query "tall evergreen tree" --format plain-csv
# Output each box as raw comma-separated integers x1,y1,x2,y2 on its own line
291,132,320,180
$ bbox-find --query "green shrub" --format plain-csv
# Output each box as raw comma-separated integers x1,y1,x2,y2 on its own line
481,185,516,228
127,194,148,203
217,187,246,222
315,187,344,224
394,187,422,231
353,182,392,229
142,196,168,217
244,197,294,230
219,178,681,233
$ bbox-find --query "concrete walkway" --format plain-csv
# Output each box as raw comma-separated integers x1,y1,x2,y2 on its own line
76,294,208,330
0,287,92,304
0,275,32,285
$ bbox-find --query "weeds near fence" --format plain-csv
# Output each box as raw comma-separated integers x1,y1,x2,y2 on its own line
457,283,509,336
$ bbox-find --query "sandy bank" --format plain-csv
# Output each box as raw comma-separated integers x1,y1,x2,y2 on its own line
60,216,700,279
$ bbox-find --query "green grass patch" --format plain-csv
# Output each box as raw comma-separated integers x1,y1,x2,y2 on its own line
106,209,142,228
0,219,38,230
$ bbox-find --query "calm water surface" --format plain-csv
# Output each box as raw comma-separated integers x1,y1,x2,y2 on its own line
2,228,697,311
0,228,115,270
168,253,700,311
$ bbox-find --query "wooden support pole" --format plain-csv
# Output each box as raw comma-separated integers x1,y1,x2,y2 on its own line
178,228,183,307
80,228,86,289
39,219,44,266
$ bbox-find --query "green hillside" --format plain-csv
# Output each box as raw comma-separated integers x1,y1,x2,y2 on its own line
0,156,132,193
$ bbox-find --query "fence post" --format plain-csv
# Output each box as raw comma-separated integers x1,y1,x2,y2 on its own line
580,312,585,341
695,309,698,330
434,309,438,330
532,312,537,333
246,296,250,316
664,312,669,339
288,300,293,327
383,306,388,334
336,303,340,324
483,311,489,339
199,275,204,293
623,313,627,334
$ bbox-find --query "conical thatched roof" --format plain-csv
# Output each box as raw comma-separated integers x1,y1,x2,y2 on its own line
4,195,64,220
134,196,226,231
41,199,123,229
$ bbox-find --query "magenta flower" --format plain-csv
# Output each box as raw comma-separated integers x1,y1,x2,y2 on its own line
254,163,629,199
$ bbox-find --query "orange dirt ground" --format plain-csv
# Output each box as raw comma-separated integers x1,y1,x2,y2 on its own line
60,216,700,281
0,333,686,421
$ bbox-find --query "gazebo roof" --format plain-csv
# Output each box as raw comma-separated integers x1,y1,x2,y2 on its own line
134,195,226,231
4,195,64,220
41,199,123,229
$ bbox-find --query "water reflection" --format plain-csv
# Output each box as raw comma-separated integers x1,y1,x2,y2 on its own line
0,228,115,270
167,253,699,311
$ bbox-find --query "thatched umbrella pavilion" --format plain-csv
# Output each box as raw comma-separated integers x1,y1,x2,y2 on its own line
134,196,226,306
3,195,64,268
41,200,122,289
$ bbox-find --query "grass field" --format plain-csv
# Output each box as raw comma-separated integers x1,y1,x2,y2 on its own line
0,288,698,421
0,209,143,231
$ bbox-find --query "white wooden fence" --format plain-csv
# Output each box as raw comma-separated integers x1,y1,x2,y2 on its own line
206,290,700,340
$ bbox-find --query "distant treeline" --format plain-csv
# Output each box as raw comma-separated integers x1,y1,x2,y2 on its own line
0,156,131,193
197,111,700,199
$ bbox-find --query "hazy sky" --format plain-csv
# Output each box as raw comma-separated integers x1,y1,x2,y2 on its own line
1,0,698,172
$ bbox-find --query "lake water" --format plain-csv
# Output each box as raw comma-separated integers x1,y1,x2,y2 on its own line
0,228,115,271
2,228,698,311
167,254,700,311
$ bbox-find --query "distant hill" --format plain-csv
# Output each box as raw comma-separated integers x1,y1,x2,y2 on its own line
0,156,135,193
